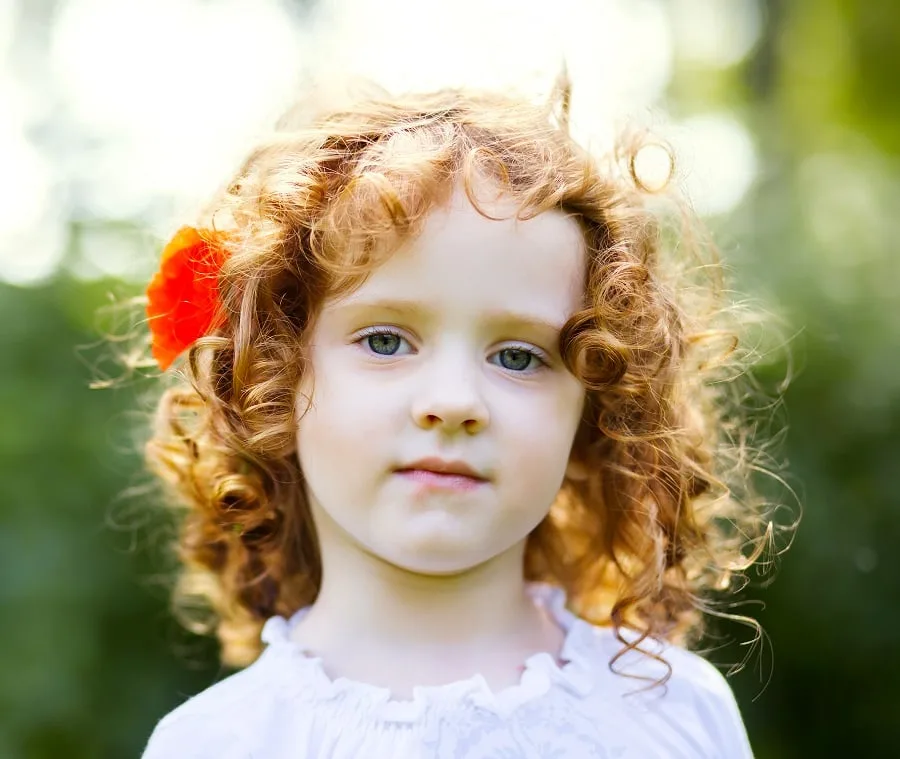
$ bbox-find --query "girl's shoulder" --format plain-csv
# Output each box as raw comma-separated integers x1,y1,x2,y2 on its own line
592,622,741,696
583,619,746,709
140,647,283,759
535,582,744,709
582,624,751,752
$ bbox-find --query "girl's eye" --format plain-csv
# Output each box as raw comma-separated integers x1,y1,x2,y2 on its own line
359,329,407,356
356,329,547,372
491,347,546,372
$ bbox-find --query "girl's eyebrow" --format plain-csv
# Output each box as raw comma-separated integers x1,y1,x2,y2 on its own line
334,297,567,336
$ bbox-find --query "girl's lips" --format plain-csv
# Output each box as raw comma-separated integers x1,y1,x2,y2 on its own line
395,469,487,492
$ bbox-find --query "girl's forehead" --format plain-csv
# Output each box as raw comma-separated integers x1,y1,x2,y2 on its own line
322,191,586,322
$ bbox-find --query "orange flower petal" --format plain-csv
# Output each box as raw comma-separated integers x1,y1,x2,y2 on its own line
146,226,228,370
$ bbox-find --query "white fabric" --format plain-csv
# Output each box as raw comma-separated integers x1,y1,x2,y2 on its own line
142,583,754,758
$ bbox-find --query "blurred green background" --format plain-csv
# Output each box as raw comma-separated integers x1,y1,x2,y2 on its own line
1,0,897,757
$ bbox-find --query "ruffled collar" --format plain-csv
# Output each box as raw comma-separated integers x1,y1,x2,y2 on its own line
259,582,597,723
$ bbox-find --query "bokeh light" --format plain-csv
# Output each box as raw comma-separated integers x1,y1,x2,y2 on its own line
2,0,763,286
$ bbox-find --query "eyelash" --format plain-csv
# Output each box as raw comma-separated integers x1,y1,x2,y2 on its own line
354,327,550,372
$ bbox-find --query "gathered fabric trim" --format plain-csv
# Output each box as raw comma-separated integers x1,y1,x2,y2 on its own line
258,582,597,723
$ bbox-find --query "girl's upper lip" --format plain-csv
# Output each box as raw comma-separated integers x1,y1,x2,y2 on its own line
397,457,487,480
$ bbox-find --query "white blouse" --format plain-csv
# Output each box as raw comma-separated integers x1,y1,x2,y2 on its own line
142,583,754,758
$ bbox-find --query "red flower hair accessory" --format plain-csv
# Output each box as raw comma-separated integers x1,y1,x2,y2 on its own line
146,226,228,371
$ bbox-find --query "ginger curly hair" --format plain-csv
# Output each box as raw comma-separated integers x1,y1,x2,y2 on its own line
143,82,780,670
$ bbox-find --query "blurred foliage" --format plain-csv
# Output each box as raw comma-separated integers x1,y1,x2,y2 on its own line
0,277,223,759
1,0,898,757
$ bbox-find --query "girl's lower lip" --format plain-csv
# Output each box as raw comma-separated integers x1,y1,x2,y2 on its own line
395,469,486,491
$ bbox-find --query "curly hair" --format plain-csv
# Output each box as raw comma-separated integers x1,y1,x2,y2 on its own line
142,81,782,672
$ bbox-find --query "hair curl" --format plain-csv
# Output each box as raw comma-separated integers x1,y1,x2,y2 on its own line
142,81,785,673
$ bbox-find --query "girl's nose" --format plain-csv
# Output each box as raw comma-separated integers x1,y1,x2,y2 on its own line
409,349,490,435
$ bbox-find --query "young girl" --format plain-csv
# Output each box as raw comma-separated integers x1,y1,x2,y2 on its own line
137,80,775,758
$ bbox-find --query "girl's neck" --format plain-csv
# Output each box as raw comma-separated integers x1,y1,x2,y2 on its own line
297,537,547,654
291,502,565,663
288,533,565,697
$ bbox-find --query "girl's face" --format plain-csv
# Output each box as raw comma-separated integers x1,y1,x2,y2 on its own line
295,187,586,574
